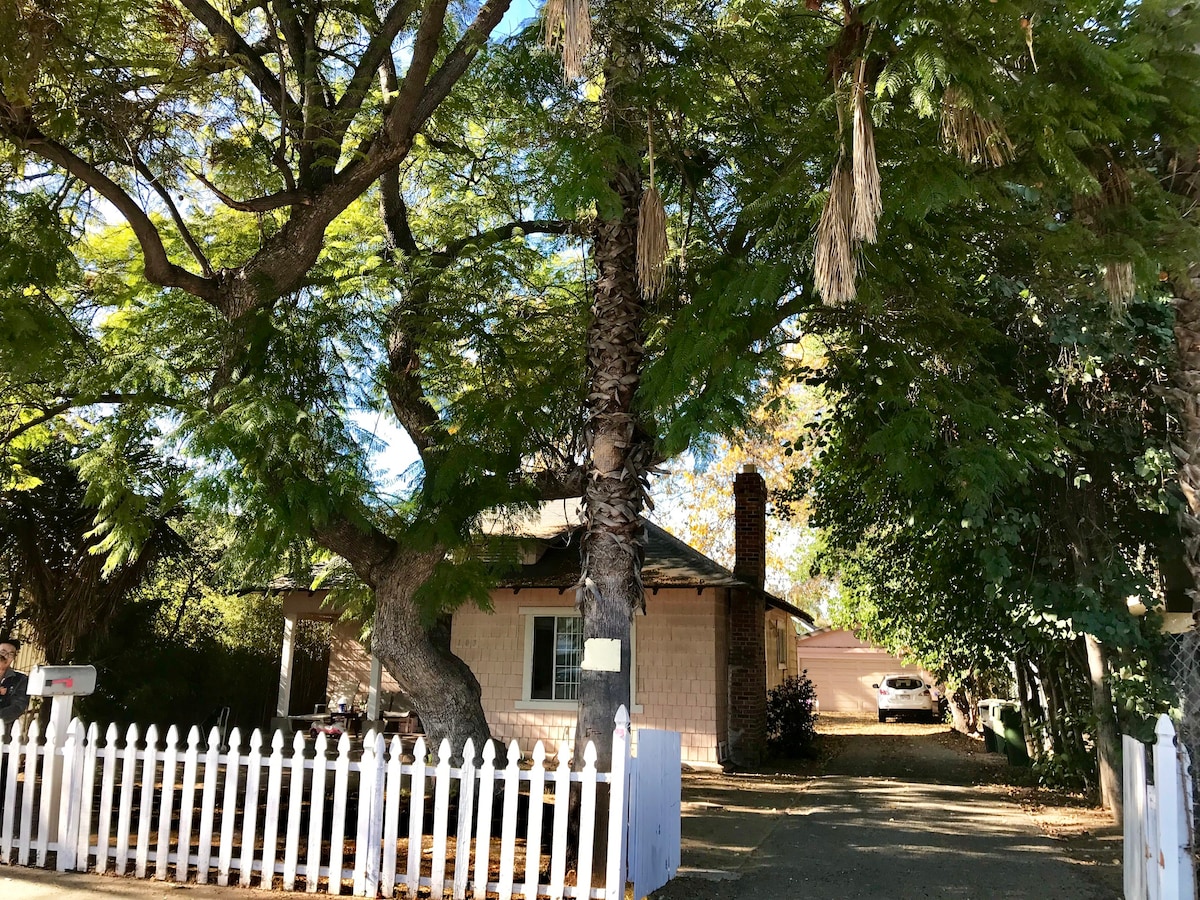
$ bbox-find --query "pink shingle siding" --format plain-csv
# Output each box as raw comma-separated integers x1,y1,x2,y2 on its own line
451,587,728,765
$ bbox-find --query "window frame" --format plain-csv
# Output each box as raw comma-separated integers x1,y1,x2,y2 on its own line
516,606,641,712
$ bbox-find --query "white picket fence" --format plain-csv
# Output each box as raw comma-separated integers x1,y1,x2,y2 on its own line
1124,714,1197,900
0,705,681,899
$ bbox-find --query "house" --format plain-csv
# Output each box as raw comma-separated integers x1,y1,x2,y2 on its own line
273,466,813,766
795,627,934,713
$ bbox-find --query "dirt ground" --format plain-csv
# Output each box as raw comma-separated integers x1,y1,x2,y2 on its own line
651,714,1122,899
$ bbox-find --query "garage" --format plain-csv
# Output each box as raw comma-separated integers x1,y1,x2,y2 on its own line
797,628,932,713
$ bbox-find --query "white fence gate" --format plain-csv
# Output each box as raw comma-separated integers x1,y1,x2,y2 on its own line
0,705,681,899
627,730,681,900
1124,714,1197,900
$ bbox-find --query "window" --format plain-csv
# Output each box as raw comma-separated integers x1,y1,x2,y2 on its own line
530,615,583,700
518,607,641,712
774,621,787,669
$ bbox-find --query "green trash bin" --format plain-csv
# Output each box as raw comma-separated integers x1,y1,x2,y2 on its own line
998,703,1030,766
978,700,1000,752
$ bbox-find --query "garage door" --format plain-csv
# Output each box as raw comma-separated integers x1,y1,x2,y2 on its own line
801,657,926,713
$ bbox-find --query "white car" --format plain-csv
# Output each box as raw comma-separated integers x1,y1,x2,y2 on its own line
873,674,936,722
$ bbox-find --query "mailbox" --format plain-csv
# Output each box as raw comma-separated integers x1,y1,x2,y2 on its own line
28,664,97,697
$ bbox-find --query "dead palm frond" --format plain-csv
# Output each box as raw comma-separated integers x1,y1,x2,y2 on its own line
1076,160,1137,311
637,118,668,299
542,0,591,82
1104,261,1135,309
941,87,1015,168
814,158,857,305
851,60,881,244
637,186,668,299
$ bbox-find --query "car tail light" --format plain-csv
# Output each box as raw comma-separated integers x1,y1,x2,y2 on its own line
878,688,890,696
922,689,930,695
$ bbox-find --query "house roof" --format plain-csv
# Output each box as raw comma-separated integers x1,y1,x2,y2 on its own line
265,500,814,625
484,501,813,624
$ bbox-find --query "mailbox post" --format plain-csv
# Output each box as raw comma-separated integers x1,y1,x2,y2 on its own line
28,665,97,849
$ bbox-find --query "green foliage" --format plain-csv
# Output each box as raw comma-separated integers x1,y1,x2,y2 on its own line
766,672,819,756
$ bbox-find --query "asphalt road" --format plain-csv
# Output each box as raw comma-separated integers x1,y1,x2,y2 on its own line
651,722,1120,900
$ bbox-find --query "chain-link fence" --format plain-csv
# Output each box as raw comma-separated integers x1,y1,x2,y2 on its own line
1164,628,1200,890
1165,631,1200,774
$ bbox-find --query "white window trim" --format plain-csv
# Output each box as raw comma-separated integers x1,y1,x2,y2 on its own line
517,606,643,713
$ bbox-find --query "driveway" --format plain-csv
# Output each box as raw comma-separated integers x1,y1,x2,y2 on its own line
652,716,1121,900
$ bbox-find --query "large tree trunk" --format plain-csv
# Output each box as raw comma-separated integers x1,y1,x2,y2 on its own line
372,562,491,756
313,527,492,757
1083,633,1123,822
574,27,648,774
1064,503,1123,821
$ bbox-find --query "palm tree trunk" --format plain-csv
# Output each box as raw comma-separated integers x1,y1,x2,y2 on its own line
1161,144,1200,619
573,22,649,775
1171,268,1200,621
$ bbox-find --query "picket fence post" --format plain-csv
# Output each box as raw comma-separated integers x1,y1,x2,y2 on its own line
473,740,497,899
35,721,59,867
113,723,139,874
134,724,158,879
1124,733,1148,900
604,706,632,900
523,742,547,900
498,740,521,900
577,741,598,900
353,729,386,898
328,731,352,895
304,731,329,894
1155,715,1183,899
453,738,478,900
155,725,179,881
57,719,85,873
430,738,453,898
0,720,20,863
197,726,222,883
549,741,570,900
381,735,403,898
238,729,263,888
78,722,99,873
283,730,307,891
217,727,243,886
405,736,427,899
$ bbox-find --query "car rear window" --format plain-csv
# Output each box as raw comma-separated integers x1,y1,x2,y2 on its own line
885,677,924,690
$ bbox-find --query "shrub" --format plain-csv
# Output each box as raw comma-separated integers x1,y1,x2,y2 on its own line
767,671,819,756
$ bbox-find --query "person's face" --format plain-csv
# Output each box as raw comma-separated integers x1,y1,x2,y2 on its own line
0,644,15,675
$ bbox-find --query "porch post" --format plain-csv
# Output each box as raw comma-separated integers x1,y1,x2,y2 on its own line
276,612,297,717
367,654,383,719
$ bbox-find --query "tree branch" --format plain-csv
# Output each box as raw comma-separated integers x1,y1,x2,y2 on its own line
385,0,453,143
190,167,312,212
413,0,515,128
132,156,214,277
432,219,582,267
2,392,180,445
0,93,217,302
178,0,301,121
311,518,400,586
336,0,422,120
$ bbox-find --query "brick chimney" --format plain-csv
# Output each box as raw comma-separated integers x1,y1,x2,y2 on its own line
733,464,767,588
727,464,768,766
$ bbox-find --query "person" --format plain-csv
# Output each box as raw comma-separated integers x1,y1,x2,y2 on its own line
0,639,29,727
0,639,28,807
